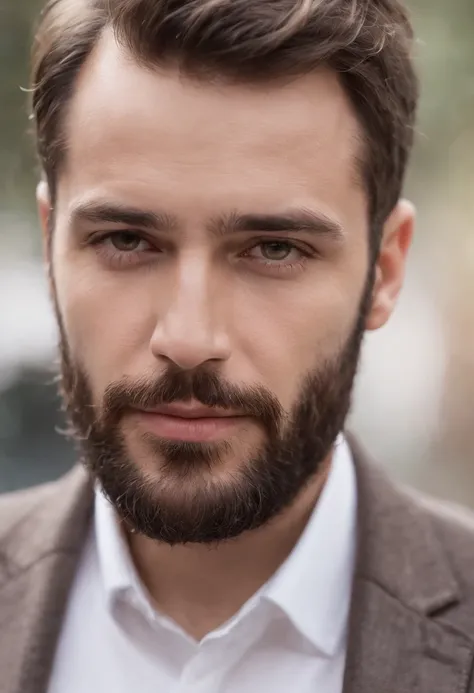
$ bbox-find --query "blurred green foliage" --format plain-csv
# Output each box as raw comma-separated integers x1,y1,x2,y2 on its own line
0,0,41,215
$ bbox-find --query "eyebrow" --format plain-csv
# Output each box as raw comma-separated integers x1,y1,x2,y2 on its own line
211,209,344,240
69,201,344,241
69,202,176,231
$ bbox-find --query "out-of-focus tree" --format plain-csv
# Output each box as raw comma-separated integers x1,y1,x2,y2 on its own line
0,1,41,219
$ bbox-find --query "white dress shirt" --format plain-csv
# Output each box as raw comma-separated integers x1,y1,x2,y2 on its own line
48,437,357,693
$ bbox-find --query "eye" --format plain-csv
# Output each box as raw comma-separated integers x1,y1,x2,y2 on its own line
88,230,159,268
240,238,315,275
246,240,309,264
259,241,294,261
107,231,148,252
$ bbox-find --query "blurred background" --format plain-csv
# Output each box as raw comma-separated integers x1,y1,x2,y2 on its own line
0,0,473,501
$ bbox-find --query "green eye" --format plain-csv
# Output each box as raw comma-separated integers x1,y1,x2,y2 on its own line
259,241,293,261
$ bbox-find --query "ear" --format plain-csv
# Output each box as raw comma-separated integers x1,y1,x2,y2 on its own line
365,199,415,331
37,180,52,263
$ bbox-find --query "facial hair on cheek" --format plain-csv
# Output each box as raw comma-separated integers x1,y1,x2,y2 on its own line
53,270,372,545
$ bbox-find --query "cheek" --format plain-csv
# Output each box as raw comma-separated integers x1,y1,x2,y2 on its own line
53,259,156,392
233,272,362,410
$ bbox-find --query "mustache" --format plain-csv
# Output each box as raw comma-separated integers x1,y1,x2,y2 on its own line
100,365,284,434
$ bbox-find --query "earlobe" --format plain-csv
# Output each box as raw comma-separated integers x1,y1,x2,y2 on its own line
365,199,415,331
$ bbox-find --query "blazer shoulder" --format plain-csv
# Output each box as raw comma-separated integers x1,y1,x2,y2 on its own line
0,465,92,573
0,476,66,540
350,433,474,589
413,489,474,627
415,489,474,550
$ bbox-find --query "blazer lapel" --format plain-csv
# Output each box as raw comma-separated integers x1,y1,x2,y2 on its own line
0,465,93,693
343,436,474,693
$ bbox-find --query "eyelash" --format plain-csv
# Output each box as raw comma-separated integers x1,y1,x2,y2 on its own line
88,231,315,273
89,233,156,268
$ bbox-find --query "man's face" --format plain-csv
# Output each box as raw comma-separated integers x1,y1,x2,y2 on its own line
39,31,412,544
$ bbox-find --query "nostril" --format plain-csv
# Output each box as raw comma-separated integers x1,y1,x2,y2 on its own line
150,334,229,371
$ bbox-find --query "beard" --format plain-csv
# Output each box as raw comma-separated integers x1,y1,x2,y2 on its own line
55,276,373,546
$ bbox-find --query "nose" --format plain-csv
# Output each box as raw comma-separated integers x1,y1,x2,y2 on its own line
150,259,231,371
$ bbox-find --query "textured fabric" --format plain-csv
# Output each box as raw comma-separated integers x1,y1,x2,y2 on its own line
2,437,474,693
47,437,357,693
0,467,93,693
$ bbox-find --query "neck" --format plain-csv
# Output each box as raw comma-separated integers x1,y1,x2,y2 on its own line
125,453,332,640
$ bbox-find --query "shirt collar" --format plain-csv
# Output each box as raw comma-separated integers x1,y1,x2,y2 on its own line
95,484,155,621
95,435,357,655
262,435,357,656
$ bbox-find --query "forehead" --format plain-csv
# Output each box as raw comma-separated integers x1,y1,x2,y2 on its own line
58,29,366,221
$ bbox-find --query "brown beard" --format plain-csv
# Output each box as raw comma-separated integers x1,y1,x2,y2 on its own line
54,274,373,545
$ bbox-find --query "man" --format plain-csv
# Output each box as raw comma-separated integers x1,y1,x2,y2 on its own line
2,0,474,691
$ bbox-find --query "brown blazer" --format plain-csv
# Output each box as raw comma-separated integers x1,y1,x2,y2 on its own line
2,438,474,693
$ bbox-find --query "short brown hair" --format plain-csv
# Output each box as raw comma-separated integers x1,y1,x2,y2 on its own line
31,0,419,246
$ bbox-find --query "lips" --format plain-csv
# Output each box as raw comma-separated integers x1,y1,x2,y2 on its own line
132,402,246,443
143,402,239,419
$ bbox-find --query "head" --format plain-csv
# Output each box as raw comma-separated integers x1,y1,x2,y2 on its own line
32,0,417,544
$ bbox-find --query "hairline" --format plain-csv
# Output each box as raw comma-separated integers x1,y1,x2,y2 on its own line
46,29,372,218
